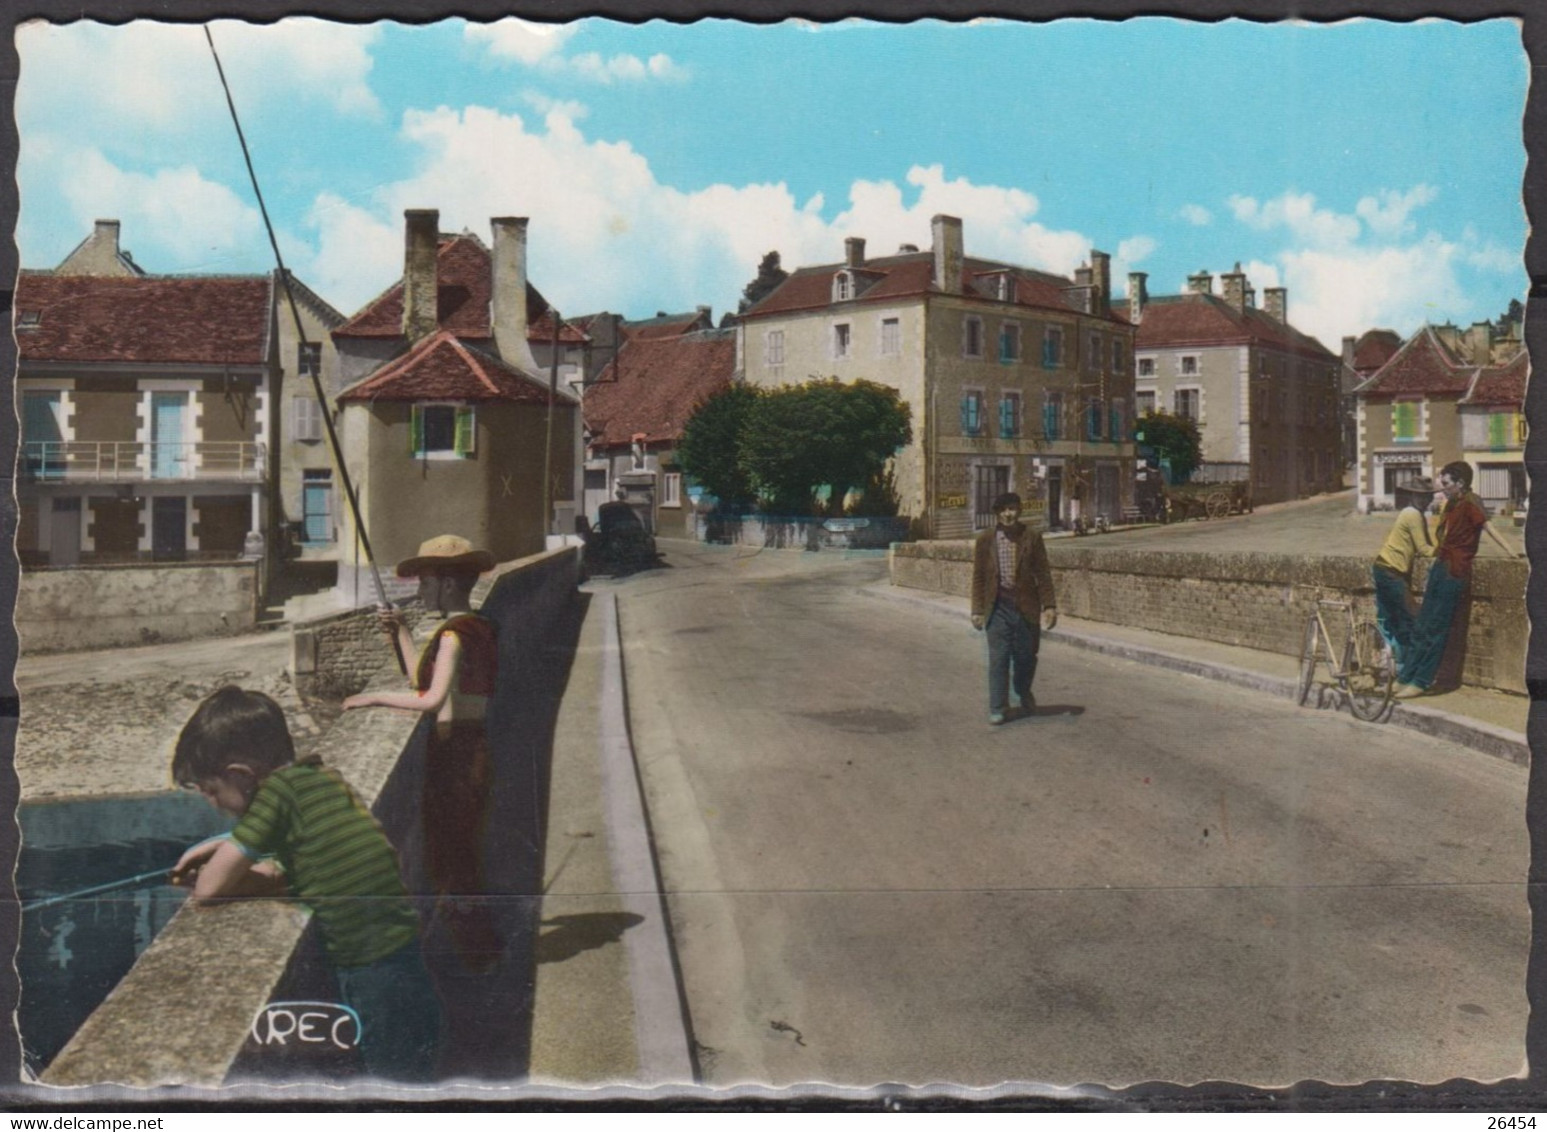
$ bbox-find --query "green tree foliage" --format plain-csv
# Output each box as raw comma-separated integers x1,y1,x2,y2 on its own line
676,383,759,507
740,378,912,515
737,251,790,313
1134,410,1203,483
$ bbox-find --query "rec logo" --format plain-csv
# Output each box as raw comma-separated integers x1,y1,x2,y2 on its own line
249,1001,361,1051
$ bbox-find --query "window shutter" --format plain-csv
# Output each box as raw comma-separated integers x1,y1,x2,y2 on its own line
999,398,1012,437
454,405,476,456
1110,404,1122,440
410,404,424,454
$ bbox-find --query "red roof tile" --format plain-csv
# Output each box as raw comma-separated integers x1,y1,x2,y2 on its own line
1131,293,1335,360
1352,329,1403,373
15,271,273,366
336,330,574,405
1462,349,1528,407
584,330,736,447
741,253,1128,325
333,233,585,344
623,310,714,341
1358,327,1474,397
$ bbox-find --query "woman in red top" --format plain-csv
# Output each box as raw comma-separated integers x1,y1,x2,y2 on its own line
344,534,501,971
1394,462,1518,697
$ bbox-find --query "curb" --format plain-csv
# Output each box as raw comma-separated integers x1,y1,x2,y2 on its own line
864,582,1528,767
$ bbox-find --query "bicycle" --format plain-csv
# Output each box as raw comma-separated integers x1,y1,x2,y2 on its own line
1296,595,1396,722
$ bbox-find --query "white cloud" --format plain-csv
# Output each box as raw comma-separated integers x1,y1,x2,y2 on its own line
464,18,578,65
41,145,264,270
1178,204,1212,226
1227,190,1360,249
521,92,590,120
1355,184,1438,238
1467,242,1518,272
1275,236,1468,349
17,18,383,136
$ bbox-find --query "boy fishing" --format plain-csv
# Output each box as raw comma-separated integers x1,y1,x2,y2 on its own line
170,686,442,1081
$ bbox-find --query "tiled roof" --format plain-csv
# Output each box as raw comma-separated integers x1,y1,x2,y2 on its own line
1126,293,1335,360
741,252,1129,325
622,310,714,341
333,233,586,344
1352,329,1403,373
15,271,273,366
1461,349,1528,407
336,329,575,405
1357,326,1474,397
584,329,736,447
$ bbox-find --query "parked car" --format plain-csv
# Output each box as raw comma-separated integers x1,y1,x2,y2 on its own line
581,501,658,577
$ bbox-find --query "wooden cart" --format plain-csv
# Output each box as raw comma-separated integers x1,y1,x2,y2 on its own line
1161,478,1252,521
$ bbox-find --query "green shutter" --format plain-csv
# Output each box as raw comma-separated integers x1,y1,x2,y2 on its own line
1488,412,1509,449
409,404,423,454
454,405,476,456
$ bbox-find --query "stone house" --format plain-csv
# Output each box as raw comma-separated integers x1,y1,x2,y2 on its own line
1121,266,1342,505
1355,323,1527,512
582,325,736,536
331,211,581,596
1338,329,1403,471
737,215,1137,535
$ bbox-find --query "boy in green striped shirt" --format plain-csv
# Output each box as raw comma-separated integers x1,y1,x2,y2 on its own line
170,686,441,1081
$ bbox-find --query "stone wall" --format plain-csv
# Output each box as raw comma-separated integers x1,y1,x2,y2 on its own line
890,540,1528,695
16,560,259,654
698,513,911,550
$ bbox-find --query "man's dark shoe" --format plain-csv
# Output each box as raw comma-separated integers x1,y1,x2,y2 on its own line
1019,696,1037,717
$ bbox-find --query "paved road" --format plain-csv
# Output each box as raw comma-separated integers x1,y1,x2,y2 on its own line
614,544,1528,1088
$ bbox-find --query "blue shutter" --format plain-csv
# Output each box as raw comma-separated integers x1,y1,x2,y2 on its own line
960,396,970,435
999,398,1013,438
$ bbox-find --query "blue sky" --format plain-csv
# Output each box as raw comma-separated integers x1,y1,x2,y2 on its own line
15,16,1528,350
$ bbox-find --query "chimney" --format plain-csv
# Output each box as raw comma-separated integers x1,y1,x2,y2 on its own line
491,216,540,372
1469,320,1493,367
932,215,963,295
1187,270,1213,295
1090,250,1111,316
95,219,121,253
845,237,866,269
696,304,712,323
1342,336,1357,367
1265,287,1288,324
401,209,440,342
1075,265,1094,287
1221,262,1248,313
1128,272,1149,324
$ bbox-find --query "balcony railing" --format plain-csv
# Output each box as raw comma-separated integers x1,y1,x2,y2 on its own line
20,441,267,483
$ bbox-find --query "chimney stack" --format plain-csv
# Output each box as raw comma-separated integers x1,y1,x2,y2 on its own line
1187,269,1214,295
1074,264,1094,287
932,215,963,295
1090,250,1111,316
95,219,121,251
402,209,440,342
1469,320,1493,367
491,217,540,372
1128,272,1149,324
845,237,866,269
1221,263,1248,313
1265,287,1287,324
1342,336,1357,367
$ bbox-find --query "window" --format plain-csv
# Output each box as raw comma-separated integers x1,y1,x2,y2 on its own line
1113,340,1125,374
960,389,985,436
1110,398,1126,441
833,272,853,302
410,403,476,457
1135,390,1156,416
1137,357,1156,377
1486,411,1519,449
292,396,324,443
663,472,682,506
1174,388,1199,421
833,323,851,359
880,318,901,357
999,322,1020,363
1087,396,1104,440
999,391,1022,439
765,330,785,367
1180,355,1200,376
1043,392,1063,440
17,310,41,329
1088,333,1102,372
963,317,984,359
297,341,322,378
1043,326,1064,368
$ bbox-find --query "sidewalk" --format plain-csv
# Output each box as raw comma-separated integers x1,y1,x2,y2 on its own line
868,582,1528,766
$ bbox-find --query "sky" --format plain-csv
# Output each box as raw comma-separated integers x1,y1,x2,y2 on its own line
13,16,1530,352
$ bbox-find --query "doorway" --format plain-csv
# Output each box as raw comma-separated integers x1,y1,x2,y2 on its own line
49,498,81,566
152,497,187,561
151,392,189,480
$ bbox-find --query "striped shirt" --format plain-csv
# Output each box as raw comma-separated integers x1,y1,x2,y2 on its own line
232,758,419,968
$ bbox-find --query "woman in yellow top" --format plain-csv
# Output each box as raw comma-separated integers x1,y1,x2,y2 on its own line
1371,478,1436,668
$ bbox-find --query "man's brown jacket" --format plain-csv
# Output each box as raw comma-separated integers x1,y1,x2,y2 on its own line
970,522,1057,622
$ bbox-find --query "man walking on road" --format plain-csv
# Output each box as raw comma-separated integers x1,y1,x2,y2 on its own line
971,492,1059,725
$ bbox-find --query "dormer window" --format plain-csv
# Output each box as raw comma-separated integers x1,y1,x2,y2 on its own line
833,271,854,302
17,310,40,329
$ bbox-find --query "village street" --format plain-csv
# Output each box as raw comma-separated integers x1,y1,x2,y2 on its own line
608,539,1528,1088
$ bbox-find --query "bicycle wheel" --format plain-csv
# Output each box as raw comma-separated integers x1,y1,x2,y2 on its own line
1345,617,1396,722
1296,616,1320,707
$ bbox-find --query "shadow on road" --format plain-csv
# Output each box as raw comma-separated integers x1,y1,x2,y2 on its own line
536,912,645,965
1023,704,1086,720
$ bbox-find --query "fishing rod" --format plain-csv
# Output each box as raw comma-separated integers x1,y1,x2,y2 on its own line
203,26,405,673
21,868,174,914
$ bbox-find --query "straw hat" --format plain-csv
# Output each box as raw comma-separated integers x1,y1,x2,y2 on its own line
395,534,495,578
1398,476,1436,494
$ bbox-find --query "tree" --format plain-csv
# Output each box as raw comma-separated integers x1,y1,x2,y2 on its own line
740,378,912,515
676,384,759,507
737,251,789,313
1134,410,1203,483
